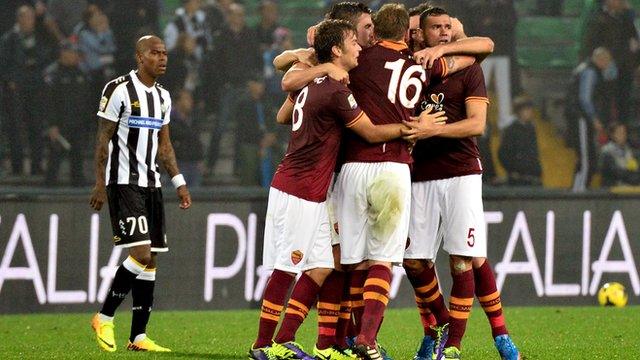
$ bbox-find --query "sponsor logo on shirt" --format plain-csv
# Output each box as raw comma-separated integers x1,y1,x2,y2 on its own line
128,116,163,130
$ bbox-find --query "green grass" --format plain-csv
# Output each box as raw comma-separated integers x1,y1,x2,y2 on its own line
0,306,638,359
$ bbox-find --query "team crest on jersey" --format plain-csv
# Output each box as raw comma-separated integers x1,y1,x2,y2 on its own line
347,94,358,109
99,96,108,112
291,250,304,265
422,92,444,112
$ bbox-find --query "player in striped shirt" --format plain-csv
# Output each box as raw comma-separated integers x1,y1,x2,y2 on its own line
89,35,192,353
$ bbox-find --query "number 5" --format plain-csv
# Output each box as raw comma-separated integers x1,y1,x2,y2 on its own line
467,228,475,247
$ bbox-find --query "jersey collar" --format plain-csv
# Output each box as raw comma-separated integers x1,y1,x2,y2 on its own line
377,40,409,52
130,70,156,91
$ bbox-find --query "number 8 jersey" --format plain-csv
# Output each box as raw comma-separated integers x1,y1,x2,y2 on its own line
271,76,364,203
343,40,448,164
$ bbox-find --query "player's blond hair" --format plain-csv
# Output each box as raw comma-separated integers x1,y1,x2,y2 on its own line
373,3,409,41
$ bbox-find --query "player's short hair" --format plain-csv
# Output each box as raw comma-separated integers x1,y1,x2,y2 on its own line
409,2,431,17
373,3,409,41
419,6,449,29
314,19,356,64
326,2,371,27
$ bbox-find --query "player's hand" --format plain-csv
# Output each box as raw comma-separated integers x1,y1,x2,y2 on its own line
89,185,107,211
414,46,444,69
177,185,191,209
326,63,349,85
295,47,317,67
401,108,447,141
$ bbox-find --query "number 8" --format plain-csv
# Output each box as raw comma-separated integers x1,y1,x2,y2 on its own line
292,86,309,132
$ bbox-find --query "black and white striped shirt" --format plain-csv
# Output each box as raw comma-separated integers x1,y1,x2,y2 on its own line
97,70,172,188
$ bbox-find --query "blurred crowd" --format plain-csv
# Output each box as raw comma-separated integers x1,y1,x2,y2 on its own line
1,0,640,190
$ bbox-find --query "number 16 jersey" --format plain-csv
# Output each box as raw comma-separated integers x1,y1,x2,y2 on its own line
344,40,447,164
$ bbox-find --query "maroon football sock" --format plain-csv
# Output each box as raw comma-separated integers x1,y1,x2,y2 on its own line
474,260,508,338
274,273,321,344
445,269,475,350
316,271,345,350
406,265,450,335
356,265,391,347
254,270,295,348
349,269,367,334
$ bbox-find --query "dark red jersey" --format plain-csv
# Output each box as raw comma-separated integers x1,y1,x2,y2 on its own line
342,41,447,164
411,63,489,181
272,76,364,202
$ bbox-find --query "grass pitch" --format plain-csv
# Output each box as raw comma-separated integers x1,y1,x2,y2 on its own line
0,306,637,359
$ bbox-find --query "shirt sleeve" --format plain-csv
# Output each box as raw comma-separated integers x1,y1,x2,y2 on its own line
464,64,490,104
97,82,127,122
162,93,172,125
332,85,364,128
426,57,448,83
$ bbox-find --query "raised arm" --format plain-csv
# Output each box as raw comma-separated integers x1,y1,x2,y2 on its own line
158,125,191,209
282,62,349,92
414,36,494,69
273,47,316,72
89,118,118,210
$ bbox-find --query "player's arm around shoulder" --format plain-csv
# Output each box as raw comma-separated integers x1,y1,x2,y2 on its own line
158,124,192,210
282,61,349,93
273,47,317,72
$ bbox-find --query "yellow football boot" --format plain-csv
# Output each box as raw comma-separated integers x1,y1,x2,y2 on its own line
126,336,171,352
91,313,116,352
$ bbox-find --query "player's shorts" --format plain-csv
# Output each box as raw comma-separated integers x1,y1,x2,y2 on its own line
405,174,486,259
262,187,334,273
326,177,341,246
106,185,168,252
334,162,411,265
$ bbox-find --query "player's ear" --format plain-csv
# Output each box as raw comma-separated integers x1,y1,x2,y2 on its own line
331,45,342,59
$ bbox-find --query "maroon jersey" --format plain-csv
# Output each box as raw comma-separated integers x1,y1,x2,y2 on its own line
412,63,489,181
342,41,447,164
271,76,364,202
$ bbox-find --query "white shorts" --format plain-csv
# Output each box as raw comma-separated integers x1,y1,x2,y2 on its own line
334,162,411,265
262,188,334,273
406,174,487,259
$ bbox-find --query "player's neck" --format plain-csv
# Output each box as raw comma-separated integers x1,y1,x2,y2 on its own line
136,69,156,87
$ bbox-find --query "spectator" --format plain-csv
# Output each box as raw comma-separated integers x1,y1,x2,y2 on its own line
203,2,261,176
263,27,293,106
170,90,205,187
43,41,92,186
164,0,210,61
600,122,640,186
499,96,543,186
464,0,519,129
254,0,280,52
77,6,116,98
582,0,640,124
46,0,88,38
162,33,200,93
203,0,234,40
566,47,618,191
0,5,55,175
234,80,277,187
107,0,161,74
